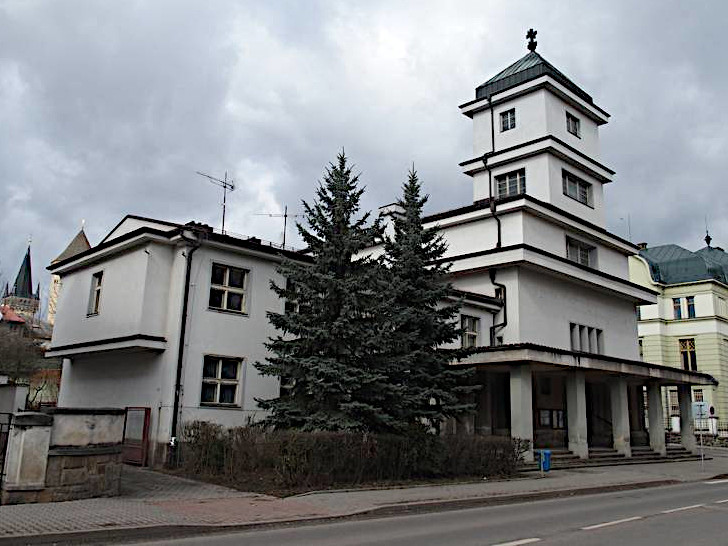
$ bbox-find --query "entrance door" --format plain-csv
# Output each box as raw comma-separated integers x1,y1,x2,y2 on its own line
586,382,613,447
122,407,150,466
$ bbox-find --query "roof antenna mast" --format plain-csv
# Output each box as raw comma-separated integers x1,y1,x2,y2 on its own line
196,171,236,235
254,205,302,249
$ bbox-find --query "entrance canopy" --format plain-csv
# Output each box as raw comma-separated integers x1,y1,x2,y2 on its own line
458,343,717,386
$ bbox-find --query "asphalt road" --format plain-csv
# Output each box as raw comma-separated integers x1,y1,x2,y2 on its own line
130,479,728,546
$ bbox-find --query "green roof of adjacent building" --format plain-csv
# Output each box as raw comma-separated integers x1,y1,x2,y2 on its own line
639,244,728,284
475,51,594,105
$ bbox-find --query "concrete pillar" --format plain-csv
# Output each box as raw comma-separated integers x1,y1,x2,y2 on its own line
678,384,697,453
610,377,632,457
510,365,534,462
647,382,666,456
566,370,589,458
2,413,53,502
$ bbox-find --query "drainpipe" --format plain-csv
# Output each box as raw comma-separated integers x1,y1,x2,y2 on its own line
484,95,502,249
168,228,203,462
489,269,507,346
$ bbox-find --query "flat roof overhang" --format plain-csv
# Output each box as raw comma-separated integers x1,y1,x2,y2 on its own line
45,334,167,358
454,343,717,386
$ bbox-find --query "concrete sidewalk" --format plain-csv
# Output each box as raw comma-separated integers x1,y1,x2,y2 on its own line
1,448,727,544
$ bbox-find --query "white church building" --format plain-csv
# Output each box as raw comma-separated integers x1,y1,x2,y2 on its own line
48,36,714,465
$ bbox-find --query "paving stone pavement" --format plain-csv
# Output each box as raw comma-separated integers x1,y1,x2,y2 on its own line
1,449,728,540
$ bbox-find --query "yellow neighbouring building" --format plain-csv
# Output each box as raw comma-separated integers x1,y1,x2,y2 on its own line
630,236,728,434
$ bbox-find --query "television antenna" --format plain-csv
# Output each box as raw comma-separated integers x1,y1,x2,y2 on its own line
196,171,235,234
254,205,301,248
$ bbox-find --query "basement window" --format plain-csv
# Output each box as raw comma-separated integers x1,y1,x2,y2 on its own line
209,263,249,314
201,355,242,406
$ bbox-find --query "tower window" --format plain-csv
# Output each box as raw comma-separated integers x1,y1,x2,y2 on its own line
566,112,581,137
679,338,697,371
562,171,592,206
566,237,595,267
673,298,682,319
496,168,526,198
461,315,480,348
500,108,516,132
687,296,696,318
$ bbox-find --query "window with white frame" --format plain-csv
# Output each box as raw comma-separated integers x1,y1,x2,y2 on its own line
672,297,682,319
570,322,603,354
201,355,242,405
566,237,595,267
687,296,696,318
500,108,516,132
566,112,581,137
209,263,249,314
496,169,526,199
693,389,704,402
87,271,103,315
461,315,480,348
562,170,592,206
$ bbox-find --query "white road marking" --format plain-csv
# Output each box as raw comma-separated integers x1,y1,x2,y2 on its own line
705,479,728,484
661,504,705,514
581,516,643,530
493,538,541,546
715,499,728,504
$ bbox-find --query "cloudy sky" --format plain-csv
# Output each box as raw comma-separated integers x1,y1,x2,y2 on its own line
1,0,726,309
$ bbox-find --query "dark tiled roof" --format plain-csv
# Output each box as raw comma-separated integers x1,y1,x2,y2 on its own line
475,51,594,105
53,229,91,263
640,244,728,284
11,246,35,299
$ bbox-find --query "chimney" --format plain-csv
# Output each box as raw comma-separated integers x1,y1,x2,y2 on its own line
378,203,405,239
637,242,648,250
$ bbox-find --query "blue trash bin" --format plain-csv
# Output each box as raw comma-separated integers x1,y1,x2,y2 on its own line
538,449,552,472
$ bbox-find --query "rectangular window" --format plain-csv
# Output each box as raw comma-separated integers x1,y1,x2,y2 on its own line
88,271,103,315
209,263,249,314
562,171,592,206
687,296,696,318
694,389,704,403
673,298,682,319
566,237,595,267
500,108,516,132
570,322,603,354
284,278,299,314
201,355,242,405
717,296,727,317
638,339,643,359
461,315,480,348
669,389,679,415
496,168,526,199
566,112,581,137
679,338,697,371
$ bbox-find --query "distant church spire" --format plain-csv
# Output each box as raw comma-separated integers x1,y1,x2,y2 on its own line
526,28,538,52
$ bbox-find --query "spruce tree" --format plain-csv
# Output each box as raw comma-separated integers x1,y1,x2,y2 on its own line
255,152,399,432
382,168,475,431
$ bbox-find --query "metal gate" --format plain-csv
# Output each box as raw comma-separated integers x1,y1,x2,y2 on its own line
0,413,12,499
122,407,150,466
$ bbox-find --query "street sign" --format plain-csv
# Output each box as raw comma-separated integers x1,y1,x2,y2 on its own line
693,401,709,419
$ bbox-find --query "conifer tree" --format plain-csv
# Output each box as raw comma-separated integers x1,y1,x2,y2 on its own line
255,152,399,432
382,168,475,431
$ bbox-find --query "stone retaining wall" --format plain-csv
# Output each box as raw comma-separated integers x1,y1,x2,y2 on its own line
1,408,124,505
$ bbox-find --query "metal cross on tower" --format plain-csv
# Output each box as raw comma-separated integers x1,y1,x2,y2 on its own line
527,28,538,52
196,171,236,234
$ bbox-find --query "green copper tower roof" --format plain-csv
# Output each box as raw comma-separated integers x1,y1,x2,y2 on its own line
640,244,728,285
475,51,594,105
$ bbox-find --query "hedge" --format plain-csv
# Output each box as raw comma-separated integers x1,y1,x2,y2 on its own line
174,421,529,492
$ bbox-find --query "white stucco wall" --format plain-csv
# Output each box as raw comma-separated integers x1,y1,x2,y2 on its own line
517,267,640,360
103,217,177,243
544,92,600,158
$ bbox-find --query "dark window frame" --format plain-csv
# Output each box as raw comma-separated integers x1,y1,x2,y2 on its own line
566,112,581,138
500,108,516,132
